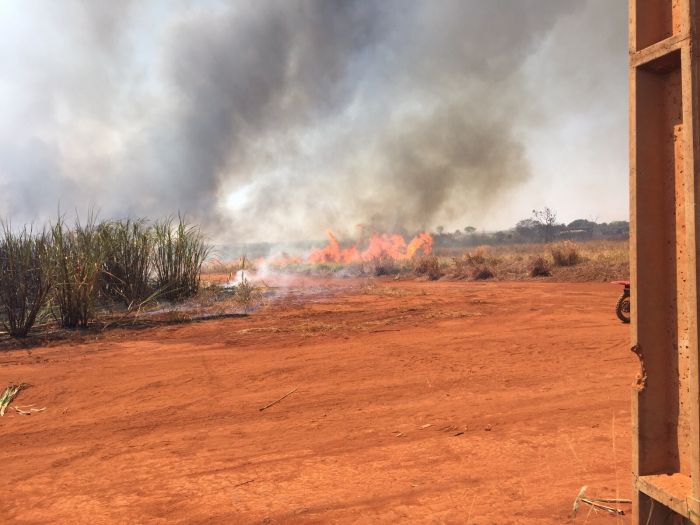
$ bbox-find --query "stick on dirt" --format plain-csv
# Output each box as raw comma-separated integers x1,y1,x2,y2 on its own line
259,387,298,412
589,497,632,504
233,479,255,488
573,486,627,517
579,498,625,515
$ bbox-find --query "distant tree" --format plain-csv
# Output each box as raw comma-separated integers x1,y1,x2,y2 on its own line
600,221,630,238
463,226,476,234
516,218,538,230
436,226,445,235
567,218,596,231
514,219,538,243
532,207,559,243
493,231,508,244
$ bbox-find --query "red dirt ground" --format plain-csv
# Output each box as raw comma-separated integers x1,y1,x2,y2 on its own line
1,279,637,524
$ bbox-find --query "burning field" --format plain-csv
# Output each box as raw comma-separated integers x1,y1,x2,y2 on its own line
0,217,634,524
306,230,434,264
214,232,629,285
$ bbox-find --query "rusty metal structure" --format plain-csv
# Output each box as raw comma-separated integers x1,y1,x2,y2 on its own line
630,1,700,523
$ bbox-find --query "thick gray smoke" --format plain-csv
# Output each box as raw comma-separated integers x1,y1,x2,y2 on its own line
0,1,626,242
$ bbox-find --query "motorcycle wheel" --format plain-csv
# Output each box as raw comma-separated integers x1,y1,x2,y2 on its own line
615,293,630,324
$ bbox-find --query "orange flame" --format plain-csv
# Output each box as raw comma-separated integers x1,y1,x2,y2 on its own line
308,230,432,263
406,232,433,259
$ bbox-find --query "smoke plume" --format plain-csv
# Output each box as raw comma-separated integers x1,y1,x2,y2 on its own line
0,0,626,242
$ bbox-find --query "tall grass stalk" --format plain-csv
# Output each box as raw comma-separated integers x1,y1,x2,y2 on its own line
153,216,210,301
100,219,153,307
51,215,105,328
0,224,53,337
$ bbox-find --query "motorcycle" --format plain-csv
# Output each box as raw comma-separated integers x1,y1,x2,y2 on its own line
611,280,630,323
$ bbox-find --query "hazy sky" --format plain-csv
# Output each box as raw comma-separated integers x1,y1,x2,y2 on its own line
0,0,627,242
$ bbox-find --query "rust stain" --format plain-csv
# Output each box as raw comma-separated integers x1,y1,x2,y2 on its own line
631,344,647,391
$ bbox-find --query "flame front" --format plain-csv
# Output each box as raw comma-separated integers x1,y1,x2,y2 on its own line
308,230,432,264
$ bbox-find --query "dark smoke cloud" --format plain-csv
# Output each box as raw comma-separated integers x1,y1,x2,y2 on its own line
148,0,386,223
0,0,624,242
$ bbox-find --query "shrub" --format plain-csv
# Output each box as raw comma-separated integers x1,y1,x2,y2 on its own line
454,249,497,280
233,275,264,313
414,255,442,280
530,256,552,277
51,215,106,328
472,264,495,280
463,250,487,265
550,241,581,267
0,224,53,337
372,256,399,276
100,219,154,307
452,257,467,277
153,216,210,301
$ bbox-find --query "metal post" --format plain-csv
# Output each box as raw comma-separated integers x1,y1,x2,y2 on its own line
630,1,700,523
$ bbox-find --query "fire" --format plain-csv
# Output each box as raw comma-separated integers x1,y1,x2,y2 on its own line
406,232,433,259
307,230,359,264
307,230,432,264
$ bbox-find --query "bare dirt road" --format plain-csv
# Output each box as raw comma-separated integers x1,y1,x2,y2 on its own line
1,279,637,524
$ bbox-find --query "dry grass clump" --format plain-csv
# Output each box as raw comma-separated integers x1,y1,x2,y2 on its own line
463,250,487,265
372,256,400,276
414,255,443,280
453,249,497,280
232,275,265,313
0,224,53,337
550,241,582,267
472,264,495,280
437,240,627,281
553,240,628,281
529,256,552,277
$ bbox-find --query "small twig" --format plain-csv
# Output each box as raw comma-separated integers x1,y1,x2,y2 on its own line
573,486,627,517
572,485,587,517
13,406,46,416
369,328,401,333
644,499,655,525
588,498,632,504
466,493,476,525
579,498,625,515
233,479,255,488
259,387,298,412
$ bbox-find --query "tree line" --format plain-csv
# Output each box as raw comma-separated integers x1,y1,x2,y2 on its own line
432,208,629,249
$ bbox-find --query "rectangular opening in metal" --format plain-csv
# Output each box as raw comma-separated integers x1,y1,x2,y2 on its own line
634,0,683,51
634,48,686,477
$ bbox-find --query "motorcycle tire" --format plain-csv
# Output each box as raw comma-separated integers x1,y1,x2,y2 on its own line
615,293,630,324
